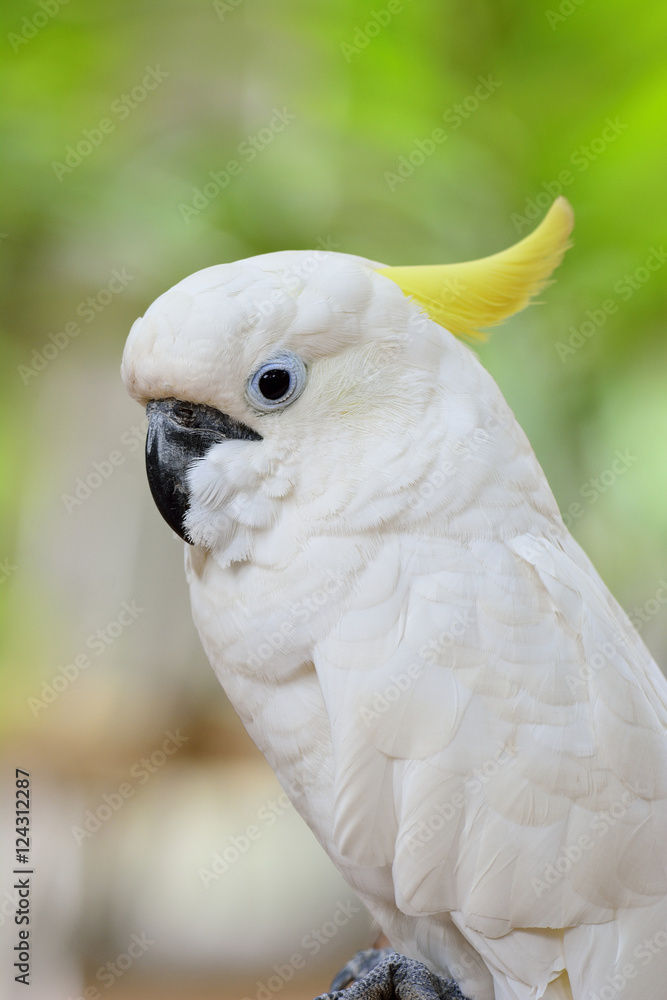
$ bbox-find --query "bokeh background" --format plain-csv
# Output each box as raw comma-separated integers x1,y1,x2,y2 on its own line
1,1,666,998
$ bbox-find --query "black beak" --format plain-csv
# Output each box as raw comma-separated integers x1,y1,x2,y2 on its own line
145,398,262,543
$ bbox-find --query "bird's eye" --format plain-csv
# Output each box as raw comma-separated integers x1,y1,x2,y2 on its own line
246,351,307,412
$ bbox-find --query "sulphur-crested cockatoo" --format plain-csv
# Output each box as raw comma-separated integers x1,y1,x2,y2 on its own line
121,198,667,1000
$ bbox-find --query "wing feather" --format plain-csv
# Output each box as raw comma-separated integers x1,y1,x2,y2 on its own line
312,525,667,994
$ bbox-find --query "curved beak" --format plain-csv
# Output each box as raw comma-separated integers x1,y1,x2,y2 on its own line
145,398,261,543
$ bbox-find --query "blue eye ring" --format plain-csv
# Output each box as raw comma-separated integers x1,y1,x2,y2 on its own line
246,351,307,412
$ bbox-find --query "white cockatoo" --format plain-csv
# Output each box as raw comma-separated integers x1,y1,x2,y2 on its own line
121,198,667,1000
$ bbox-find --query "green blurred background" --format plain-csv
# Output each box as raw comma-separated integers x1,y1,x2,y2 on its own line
1,1,666,997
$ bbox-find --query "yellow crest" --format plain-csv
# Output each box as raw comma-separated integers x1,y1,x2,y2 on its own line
376,197,574,340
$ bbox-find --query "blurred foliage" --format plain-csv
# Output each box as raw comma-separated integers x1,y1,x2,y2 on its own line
1,0,667,726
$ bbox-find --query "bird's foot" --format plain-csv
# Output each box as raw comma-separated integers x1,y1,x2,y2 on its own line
330,949,396,990
315,949,470,1000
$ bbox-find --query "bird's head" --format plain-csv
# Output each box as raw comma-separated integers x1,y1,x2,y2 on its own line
121,199,572,565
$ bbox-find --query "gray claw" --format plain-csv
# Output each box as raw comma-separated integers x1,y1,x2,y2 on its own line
331,949,395,990
315,949,469,1000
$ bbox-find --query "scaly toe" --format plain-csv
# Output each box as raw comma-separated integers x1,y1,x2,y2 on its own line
315,950,469,1000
